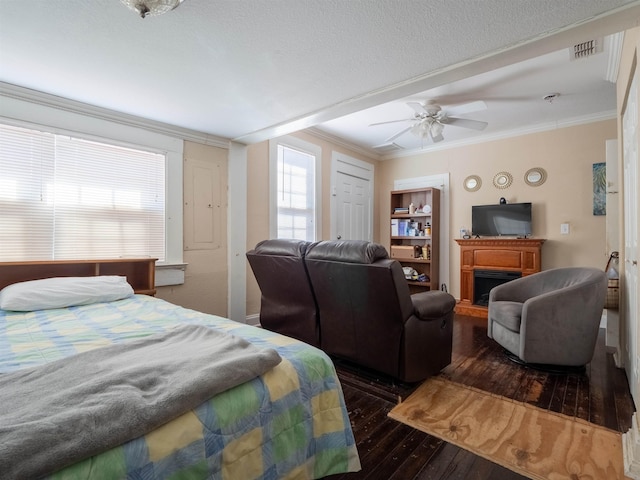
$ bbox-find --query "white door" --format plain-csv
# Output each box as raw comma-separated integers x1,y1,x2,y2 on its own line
334,172,370,240
331,153,373,241
623,71,639,405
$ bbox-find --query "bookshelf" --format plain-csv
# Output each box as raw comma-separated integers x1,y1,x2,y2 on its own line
390,187,440,293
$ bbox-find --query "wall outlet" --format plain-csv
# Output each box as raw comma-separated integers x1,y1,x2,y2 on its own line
560,223,570,235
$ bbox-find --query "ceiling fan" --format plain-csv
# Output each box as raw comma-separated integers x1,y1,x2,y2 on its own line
370,100,488,144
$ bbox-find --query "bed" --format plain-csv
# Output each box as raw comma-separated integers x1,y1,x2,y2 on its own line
0,259,360,479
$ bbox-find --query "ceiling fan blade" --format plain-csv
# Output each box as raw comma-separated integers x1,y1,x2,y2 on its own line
444,117,488,131
385,125,413,142
445,100,487,116
407,102,427,115
369,118,413,127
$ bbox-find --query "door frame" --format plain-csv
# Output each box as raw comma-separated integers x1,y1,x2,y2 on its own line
622,68,639,404
330,152,374,241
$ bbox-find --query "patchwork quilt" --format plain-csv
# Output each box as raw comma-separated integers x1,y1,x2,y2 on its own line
0,295,361,479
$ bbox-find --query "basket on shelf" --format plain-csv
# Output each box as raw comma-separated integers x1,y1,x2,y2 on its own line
604,251,619,310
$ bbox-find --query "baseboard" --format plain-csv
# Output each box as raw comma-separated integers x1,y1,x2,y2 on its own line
605,309,623,367
624,412,640,479
614,350,625,368
245,313,261,327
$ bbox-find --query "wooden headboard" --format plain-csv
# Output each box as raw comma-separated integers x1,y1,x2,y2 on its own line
0,259,157,295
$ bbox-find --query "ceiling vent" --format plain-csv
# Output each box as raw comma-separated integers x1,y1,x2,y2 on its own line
571,38,602,60
372,142,404,154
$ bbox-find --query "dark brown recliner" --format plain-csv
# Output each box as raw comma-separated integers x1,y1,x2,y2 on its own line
246,239,319,347
304,240,456,383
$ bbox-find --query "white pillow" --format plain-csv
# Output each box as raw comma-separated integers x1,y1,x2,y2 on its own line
0,276,135,311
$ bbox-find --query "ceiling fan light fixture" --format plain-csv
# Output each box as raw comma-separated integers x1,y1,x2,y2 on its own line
371,99,489,147
411,122,428,138
120,0,184,18
424,101,442,116
430,120,444,138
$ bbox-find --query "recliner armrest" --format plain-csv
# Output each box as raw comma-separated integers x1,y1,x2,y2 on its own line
412,291,456,320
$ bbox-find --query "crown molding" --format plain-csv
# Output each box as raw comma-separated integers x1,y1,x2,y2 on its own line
0,82,231,149
379,110,617,160
304,127,382,160
1,81,617,160
606,31,625,83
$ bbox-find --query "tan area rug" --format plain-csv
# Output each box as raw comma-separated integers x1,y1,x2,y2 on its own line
389,376,630,480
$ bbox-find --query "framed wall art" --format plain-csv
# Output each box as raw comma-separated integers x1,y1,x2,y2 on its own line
593,162,606,215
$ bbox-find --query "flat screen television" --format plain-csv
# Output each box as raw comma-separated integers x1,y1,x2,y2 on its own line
471,202,532,237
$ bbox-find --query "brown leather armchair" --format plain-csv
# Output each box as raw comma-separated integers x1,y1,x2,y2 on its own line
305,240,456,382
246,239,319,347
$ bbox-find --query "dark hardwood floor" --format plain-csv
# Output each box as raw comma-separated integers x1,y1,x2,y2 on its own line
327,314,636,480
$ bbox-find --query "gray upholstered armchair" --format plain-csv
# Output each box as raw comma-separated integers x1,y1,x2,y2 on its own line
488,267,607,368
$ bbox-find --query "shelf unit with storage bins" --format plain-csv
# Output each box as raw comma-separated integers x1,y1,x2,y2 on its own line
390,187,440,294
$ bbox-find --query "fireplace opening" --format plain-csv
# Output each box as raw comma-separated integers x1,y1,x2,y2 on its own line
473,269,521,306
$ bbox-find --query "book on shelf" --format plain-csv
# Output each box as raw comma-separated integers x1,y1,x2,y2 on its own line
391,219,399,236
398,219,409,236
394,207,409,214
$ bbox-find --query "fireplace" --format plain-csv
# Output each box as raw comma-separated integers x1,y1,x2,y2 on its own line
473,269,521,306
455,238,545,318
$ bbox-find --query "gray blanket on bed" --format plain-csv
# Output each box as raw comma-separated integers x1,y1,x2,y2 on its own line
0,324,282,479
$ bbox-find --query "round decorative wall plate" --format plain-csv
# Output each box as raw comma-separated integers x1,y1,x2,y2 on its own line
493,171,513,189
524,167,547,187
463,175,482,192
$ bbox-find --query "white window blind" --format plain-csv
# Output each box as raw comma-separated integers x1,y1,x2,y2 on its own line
0,123,166,262
276,144,316,241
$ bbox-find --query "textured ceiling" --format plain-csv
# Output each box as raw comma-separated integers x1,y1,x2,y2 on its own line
1,0,639,149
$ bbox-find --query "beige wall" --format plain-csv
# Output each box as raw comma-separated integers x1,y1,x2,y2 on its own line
377,120,616,300
245,131,378,316
160,120,616,318
156,141,229,317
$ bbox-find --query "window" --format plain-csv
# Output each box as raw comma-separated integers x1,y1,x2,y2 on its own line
0,123,166,262
269,136,321,241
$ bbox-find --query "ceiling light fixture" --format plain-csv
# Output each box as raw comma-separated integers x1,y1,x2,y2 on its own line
410,118,445,142
120,0,184,19
410,119,430,138
430,120,444,138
